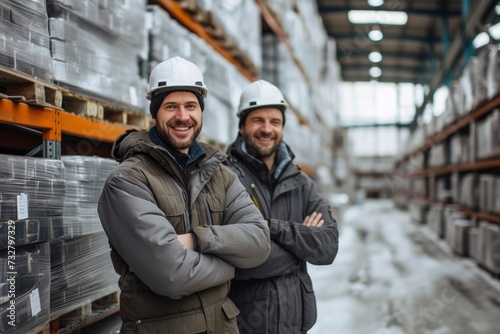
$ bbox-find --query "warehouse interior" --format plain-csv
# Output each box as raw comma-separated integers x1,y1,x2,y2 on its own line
0,0,499,333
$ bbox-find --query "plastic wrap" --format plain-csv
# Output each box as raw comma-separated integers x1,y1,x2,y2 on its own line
408,201,428,225
201,94,232,146
195,0,262,72
478,174,496,213
444,207,465,247
427,203,444,237
147,5,196,66
60,156,118,238
483,222,500,274
452,218,473,256
50,231,119,320
476,109,500,159
459,173,478,209
0,242,51,333
450,133,470,165
468,226,480,262
486,44,500,99
0,155,65,250
46,0,148,110
428,143,446,167
0,0,53,80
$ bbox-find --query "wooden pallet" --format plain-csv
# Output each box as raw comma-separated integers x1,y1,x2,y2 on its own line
0,65,62,108
51,291,120,334
0,65,150,129
26,321,51,334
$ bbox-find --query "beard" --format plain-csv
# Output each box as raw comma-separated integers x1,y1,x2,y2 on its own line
157,121,202,151
242,131,282,160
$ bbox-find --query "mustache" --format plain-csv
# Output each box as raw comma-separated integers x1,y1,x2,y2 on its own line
170,120,195,127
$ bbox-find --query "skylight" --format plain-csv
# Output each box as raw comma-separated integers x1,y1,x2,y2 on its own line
348,10,408,25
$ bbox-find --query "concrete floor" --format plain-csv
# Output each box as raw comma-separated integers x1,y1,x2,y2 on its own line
78,199,500,334
309,200,500,334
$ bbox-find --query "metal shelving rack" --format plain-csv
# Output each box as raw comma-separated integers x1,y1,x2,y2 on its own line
396,94,500,226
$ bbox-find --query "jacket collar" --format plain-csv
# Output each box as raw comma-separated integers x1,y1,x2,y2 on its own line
229,134,296,180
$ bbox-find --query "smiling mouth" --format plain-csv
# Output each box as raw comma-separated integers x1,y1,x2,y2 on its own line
173,126,190,131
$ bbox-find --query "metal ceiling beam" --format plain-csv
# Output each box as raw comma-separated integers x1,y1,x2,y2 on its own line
411,0,498,127
341,122,412,129
336,50,428,61
331,33,432,43
318,6,462,17
341,74,419,83
341,64,422,73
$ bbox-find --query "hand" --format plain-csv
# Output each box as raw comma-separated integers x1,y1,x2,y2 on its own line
303,212,324,227
177,233,195,250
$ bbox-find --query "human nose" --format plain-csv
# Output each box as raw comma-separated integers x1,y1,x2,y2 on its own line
176,105,190,120
261,121,272,133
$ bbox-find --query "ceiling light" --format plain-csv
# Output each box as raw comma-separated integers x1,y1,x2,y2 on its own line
496,4,500,15
348,10,408,25
368,0,384,7
472,32,490,49
368,27,383,41
488,22,500,40
368,51,383,62
369,66,382,78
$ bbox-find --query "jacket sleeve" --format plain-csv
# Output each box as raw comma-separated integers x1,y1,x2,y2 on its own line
97,169,235,300
191,172,270,269
233,239,302,280
269,176,339,265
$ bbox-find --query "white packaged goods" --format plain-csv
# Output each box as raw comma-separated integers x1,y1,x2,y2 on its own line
452,218,473,256
468,226,480,262
478,174,496,213
486,44,500,99
484,223,500,274
428,203,444,237
444,206,464,245
47,0,147,110
60,156,118,238
0,0,53,80
0,242,51,334
450,133,470,165
459,173,477,208
409,201,428,224
50,231,119,319
0,155,65,249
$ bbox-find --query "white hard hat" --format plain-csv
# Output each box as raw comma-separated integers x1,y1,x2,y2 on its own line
146,57,208,100
237,80,288,117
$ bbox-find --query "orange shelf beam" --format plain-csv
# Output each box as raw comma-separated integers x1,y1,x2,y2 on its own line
398,94,500,164
151,0,257,82
461,206,500,226
1,99,128,146
59,111,127,143
0,99,59,141
408,157,500,177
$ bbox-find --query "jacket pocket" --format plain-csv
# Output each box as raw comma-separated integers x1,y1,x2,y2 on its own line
136,309,207,334
207,193,225,225
221,298,240,334
299,274,317,331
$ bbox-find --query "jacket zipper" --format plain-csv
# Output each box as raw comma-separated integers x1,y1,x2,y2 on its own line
250,183,265,217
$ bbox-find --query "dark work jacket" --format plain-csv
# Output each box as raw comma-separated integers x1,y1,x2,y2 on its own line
224,135,339,334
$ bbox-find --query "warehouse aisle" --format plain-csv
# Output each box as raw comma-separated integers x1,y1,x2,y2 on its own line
309,199,500,334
